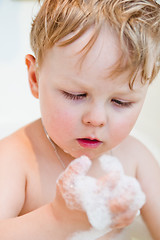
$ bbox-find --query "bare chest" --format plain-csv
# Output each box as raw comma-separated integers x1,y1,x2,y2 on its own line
19,160,62,215
19,149,137,216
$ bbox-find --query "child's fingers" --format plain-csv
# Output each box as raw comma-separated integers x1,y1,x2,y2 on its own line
65,155,92,176
109,196,130,214
57,155,91,185
56,156,92,210
97,172,121,190
99,155,124,175
107,175,146,230
111,210,138,229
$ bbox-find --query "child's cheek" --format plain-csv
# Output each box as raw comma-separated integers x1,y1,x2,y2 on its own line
111,117,136,144
52,108,77,134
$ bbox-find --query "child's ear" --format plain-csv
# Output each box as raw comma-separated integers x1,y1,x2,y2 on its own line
25,54,39,99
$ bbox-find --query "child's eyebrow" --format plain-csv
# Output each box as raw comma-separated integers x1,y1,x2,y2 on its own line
59,76,91,90
60,76,147,97
112,90,146,98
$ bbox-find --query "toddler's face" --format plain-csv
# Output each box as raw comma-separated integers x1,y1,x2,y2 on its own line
37,25,148,159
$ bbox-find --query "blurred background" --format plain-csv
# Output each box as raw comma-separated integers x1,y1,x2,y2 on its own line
0,0,160,164
0,0,40,135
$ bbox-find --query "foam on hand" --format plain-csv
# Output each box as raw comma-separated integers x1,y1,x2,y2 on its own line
57,155,146,240
99,155,146,214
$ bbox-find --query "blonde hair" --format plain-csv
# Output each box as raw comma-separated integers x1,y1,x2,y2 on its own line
30,0,160,87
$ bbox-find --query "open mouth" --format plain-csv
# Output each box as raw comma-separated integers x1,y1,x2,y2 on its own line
77,138,102,149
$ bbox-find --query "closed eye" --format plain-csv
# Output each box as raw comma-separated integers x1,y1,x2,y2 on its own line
62,91,87,100
111,99,133,108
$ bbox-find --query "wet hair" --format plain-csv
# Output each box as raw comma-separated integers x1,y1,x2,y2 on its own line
30,0,160,87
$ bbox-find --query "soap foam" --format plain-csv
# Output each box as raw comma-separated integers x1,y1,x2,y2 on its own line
57,155,146,240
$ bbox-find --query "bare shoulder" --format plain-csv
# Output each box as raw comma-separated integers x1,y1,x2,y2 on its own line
0,119,44,179
125,135,159,170
0,124,34,166
124,135,160,191
116,135,155,155
0,119,41,218
113,135,158,177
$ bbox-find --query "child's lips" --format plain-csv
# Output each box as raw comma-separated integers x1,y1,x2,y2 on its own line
77,138,102,149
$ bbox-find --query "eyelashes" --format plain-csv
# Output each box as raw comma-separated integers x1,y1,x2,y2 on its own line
62,91,133,108
62,91,87,100
111,99,133,108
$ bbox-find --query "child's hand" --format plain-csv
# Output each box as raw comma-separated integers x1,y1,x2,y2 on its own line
56,155,146,232
108,175,143,229
56,155,92,211
99,155,146,229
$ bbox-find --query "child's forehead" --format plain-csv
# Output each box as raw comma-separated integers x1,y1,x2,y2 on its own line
42,26,146,90
53,25,123,74
58,25,120,53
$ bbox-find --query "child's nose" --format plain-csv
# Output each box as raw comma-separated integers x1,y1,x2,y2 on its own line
82,104,107,127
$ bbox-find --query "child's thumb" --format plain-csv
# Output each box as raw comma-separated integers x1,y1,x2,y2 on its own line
65,155,92,176
56,155,92,186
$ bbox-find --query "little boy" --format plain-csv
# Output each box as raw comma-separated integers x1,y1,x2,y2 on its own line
0,0,160,239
